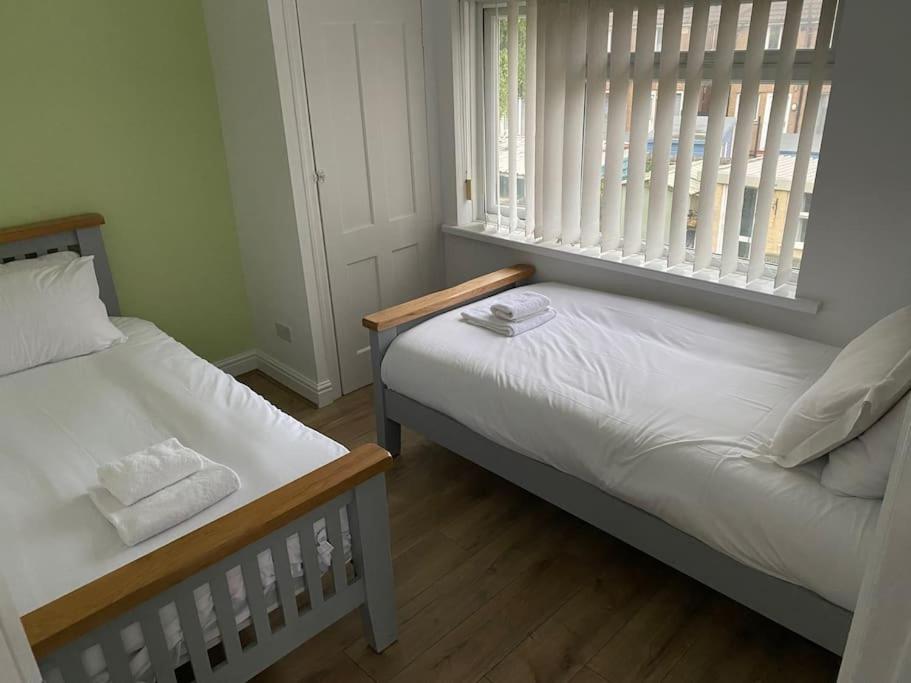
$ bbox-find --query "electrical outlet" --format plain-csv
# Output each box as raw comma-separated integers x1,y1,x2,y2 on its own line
275,322,293,343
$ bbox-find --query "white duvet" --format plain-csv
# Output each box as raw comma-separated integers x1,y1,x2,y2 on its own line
0,318,349,680
382,282,880,611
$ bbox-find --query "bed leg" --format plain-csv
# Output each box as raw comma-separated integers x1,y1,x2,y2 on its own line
351,474,398,652
369,328,402,456
377,417,401,457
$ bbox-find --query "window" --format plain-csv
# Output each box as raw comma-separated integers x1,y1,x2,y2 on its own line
487,7,528,225
478,0,837,299
765,23,783,49
796,191,812,245
765,2,786,50
738,186,758,258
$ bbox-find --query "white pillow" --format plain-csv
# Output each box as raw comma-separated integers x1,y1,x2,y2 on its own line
768,305,911,467
821,393,909,498
0,255,125,377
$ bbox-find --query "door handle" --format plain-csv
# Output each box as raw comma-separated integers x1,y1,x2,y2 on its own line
316,169,327,183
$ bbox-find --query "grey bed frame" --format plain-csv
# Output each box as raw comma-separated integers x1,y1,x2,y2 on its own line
2,214,398,682
367,271,853,656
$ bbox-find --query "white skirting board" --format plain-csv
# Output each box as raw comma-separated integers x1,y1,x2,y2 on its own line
257,351,336,407
214,350,259,377
215,350,336,407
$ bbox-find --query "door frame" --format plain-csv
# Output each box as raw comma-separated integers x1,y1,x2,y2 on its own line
268,0,341,404
266,0,443,400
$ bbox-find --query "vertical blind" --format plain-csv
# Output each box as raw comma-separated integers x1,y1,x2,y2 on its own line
494,0,838,294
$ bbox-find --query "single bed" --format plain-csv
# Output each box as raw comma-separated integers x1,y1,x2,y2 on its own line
364,265,869,654
0,214,397,682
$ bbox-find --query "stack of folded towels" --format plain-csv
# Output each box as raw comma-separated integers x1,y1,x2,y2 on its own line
460,289,556,337
89,438,240,547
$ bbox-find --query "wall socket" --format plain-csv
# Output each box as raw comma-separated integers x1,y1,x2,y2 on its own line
275,322,293,343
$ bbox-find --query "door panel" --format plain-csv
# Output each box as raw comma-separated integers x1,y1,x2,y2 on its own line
372,22,418,221
298,0,439,394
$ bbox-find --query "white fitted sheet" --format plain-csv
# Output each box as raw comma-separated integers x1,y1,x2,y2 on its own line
382,282,880,610
0,318,349,679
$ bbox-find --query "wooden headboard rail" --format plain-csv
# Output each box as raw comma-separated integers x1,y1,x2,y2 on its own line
363,264,536,332
22,443,393,658
0,213,106,245
0,213,120,315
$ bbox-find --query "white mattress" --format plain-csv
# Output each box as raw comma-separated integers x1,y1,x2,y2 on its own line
382,282,881,611
0,318,348,679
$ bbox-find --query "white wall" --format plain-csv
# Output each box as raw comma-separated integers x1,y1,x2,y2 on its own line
203,0,329,390
790,0,911,345
435,0,911,347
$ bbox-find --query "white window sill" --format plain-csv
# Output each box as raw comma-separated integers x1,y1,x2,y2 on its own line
443,223,820,315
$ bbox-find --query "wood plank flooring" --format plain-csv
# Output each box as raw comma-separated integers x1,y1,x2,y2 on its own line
239,371,840,683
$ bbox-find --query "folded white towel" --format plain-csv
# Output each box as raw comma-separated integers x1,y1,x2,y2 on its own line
97,438,204,506
89,456,240,546
489,290,551,321
461,305,556,336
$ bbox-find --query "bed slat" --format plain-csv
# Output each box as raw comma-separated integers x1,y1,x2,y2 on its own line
240,555,271,645
55,645,89,683
271,536,299,628
299,515,325,610
325,506,348,595
0,234,79,262
174,590,214,681
98,627,132,683
139,607,178,683
209,571,243,664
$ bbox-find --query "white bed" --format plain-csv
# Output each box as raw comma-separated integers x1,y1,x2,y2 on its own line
382,282,880,611
0,317,350,680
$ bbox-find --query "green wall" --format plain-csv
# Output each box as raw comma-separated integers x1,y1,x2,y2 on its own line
0,1,252,361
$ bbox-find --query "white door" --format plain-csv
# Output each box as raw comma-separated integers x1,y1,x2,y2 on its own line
297,0,439,394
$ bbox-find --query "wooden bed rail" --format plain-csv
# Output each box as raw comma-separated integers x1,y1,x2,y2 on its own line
362,264,535,332
22,443,392,659
0,213,105,245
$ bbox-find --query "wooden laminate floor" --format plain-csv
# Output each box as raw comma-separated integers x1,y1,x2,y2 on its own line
239,371,840,683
